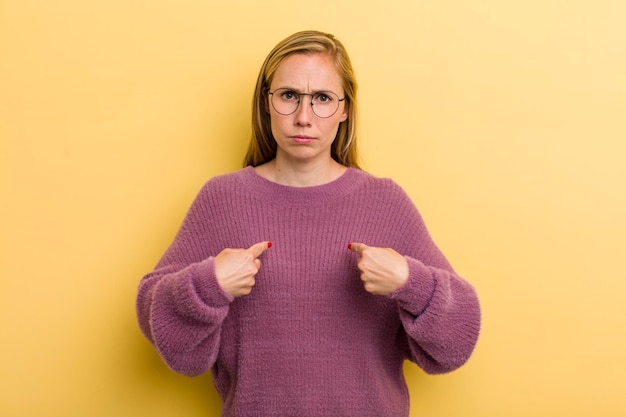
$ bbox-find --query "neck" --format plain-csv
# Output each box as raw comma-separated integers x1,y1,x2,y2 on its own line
255,156,348,187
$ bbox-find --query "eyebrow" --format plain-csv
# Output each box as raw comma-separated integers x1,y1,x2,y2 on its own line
273,86,341,95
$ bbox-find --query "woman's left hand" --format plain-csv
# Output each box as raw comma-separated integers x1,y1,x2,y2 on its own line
348,243,410,296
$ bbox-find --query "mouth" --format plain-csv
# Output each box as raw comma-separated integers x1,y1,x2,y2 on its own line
290,135,316,144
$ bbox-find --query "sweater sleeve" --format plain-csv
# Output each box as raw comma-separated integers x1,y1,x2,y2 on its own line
385,183,481,374
136,182,234,377
390,258,481,374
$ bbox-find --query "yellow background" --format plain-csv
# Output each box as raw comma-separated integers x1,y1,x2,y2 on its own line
2,0,625,416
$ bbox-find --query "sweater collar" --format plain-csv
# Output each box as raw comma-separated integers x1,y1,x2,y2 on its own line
240,166,365,206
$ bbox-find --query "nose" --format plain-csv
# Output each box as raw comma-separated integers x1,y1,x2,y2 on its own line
294,94,314,125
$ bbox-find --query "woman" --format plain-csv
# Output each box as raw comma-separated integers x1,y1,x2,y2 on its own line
136,30,481,416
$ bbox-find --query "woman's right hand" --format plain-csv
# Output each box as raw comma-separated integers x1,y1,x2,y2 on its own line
214,241,271,297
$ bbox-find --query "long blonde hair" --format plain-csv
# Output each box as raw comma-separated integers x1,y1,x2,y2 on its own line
243,30,360,169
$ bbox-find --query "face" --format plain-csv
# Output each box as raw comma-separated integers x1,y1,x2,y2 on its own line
267,53,348,165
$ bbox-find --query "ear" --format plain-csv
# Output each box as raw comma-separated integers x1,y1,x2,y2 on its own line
339,102,349,122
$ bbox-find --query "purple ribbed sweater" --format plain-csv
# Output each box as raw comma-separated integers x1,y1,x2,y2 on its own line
136,167,481,417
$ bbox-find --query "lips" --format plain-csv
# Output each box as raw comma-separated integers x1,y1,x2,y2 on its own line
290,135,315,144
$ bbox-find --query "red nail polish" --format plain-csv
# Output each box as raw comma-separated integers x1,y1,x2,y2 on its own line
347,243,352,250
267,242,272,248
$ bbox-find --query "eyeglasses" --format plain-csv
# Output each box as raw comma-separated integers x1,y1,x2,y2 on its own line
268,88,345,118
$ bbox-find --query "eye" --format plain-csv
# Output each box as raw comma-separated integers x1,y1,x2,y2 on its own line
314,92,334,104
280,90,299,101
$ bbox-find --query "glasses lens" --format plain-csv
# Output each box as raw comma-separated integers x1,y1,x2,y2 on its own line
311,91,340,118
270,89,341,118
271,89,299,115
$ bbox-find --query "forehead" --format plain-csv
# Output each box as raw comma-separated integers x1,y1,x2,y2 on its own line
270,53,343,92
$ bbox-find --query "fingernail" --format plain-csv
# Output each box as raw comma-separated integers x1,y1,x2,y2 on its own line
347,243,352,250
268,242,272,248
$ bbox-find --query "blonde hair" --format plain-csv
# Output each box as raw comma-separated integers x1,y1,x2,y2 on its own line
243,30,360,168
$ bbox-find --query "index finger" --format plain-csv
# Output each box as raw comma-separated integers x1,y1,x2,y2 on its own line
348,242,369,255
247,241,272,258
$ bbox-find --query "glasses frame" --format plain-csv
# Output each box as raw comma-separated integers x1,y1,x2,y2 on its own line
268,88,346,119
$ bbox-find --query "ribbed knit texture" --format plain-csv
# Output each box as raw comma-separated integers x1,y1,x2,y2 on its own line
136,167,481,417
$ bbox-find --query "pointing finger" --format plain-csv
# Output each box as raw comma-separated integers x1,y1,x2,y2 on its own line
247,241,272,258
348,242,368,255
